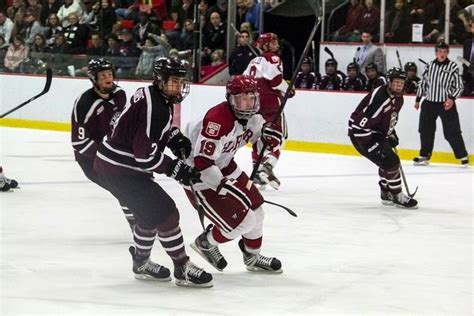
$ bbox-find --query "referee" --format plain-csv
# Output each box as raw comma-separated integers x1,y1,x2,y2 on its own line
413,42,469,166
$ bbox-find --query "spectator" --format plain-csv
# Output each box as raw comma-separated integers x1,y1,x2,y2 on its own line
245,0,261,32
81,0,98,28
4,34,29,72
343,62,365,91
0,35,9,71
236,0,248,30
409,0,442,27
11,11,25,41
114,0,137,21
7,0,26,21
87,32,107,55
228,30,257,75
198,0,210,30
176,18,194,50
44,13,63,46
105,33,120,56
295,56,319,89
423,0,466,44
354,30,384,75
209,0,227,23
240,21,256,42
0,10,14,44
168,0,194,45
318,59,345,90
203,10,226,51
365,62,387,91
63,12,89,54
25,0,42,21
21,11,41,46
57,0,83,28
40,0,61,25
201,48,225,77
135,35,162,78
132,11,160,45
404,62,420,94
462,22,473,95
332,0,364,42
96,0,117,36
31,32,50,52
353,0,380,41
385,0,411,43
118,28,140,57
50,32,67,53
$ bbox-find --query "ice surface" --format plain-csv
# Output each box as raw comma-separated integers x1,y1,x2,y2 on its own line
0,127,472,315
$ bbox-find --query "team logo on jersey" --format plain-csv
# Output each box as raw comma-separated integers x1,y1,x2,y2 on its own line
271,56,279,63
205,121,221,137
96,105,104,115
109,111,121,130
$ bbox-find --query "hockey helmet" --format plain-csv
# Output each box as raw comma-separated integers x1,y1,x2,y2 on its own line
404,62,417,72
302,56,312,65
387,67,407,82
365,62,378,72
256,32,278,51
87,58,116,92
347,62,359,72
226,75,260,120
153,57,190,103
325,58,338,67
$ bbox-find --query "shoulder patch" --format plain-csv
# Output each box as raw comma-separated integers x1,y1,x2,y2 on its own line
271,56,279,63
205,121,221,137
132,88,145,103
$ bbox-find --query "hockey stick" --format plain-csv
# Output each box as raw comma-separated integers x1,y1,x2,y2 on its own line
324,46,335,60
250,0,322,182
418,58,427,65
264,200,297,217
395,50,403,69
181,154,206,230
0,68,53,118
394,148,418,198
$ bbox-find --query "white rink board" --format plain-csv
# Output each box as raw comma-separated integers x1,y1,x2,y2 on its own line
0,74,473,153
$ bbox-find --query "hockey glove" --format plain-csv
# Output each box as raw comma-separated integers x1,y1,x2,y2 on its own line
167,127,192,159
261,123,283,151
387,131,399,148
166,159,200,186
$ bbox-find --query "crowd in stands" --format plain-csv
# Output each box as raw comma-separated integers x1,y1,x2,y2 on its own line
0,0,278,78
331,0,473,44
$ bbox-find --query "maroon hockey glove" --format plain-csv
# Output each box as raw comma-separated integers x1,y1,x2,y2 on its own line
261,123,283,151
166,159,200,186
167,127,192,159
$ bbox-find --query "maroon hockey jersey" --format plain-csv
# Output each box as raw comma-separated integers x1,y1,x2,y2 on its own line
94,85,175,176
71,87,126,162
348,85,403,147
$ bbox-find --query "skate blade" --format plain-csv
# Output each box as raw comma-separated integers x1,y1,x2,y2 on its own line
256,184,267,191
190,243,224,272
394,204,419,210
134,274,172,282
268,180,280,190
245,266,283,274
381,200,394,205
413,161,429,166
175,279,214,288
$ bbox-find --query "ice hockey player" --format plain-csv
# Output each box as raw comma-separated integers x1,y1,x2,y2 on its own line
243,32,294,190
404,62,420,94
365,62,387,91
319,58,345,90
0,166,18,192
294,56,319,89
343,62,365,91
348,67,418,208
185,74,283,273
93,57,213,287
71,58,136,230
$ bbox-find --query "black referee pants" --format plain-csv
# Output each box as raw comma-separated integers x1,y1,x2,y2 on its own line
418,100,468,159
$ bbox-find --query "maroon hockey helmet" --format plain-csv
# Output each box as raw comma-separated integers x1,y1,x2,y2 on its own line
256,32,278,50
226,75,260,120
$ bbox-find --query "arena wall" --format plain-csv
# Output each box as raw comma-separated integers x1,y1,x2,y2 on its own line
1,74,472,164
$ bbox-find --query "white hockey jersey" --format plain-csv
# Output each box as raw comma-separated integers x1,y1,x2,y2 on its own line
243,52,288,97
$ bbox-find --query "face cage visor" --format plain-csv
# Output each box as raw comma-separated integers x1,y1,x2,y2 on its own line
229,92,260,120
163,76,190,103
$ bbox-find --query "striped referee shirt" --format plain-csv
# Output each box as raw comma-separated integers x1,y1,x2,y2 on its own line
416,58,464,103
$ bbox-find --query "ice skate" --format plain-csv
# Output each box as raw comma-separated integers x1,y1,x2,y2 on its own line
253,171,267,190
379,181,393,205
392,192,418,209
413,156,429,166
460,157,469,168
238,240,282,273
190,225,227,271
174,259,213,288
129,246,171,281
258,163,280,190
